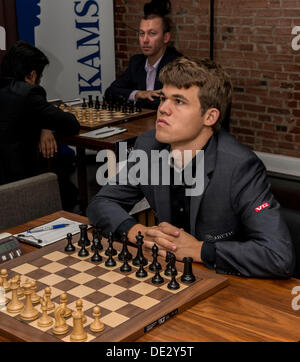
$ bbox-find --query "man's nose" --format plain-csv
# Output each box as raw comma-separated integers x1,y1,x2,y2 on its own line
143,34,150,43
158,99,171,115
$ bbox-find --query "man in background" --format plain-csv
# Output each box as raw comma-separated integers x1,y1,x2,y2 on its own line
105,0,182,110
0,40,80,210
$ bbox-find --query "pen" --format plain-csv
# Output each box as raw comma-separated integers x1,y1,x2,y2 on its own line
26,224,70,233
95,128,126,136
95,128,115,136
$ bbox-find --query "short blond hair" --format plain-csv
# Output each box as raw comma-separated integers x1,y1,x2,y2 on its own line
159,57,232,131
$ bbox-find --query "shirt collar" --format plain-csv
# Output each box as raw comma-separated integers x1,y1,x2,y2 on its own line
145,53,164,71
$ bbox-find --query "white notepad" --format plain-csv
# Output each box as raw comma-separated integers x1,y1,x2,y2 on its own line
80,126,127,139
14,217,90,248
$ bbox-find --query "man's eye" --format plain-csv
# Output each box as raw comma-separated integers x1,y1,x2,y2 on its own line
139,32,145,37
160,96,166,102
175,99,184,105
150,32,157,36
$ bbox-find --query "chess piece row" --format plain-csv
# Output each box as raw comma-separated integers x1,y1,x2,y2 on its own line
1,272,104,342
65,227,196,290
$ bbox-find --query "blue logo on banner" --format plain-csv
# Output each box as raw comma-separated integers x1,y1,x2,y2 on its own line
15,0,40,45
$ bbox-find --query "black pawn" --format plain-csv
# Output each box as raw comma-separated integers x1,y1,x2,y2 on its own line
135,256,148,278
149,244,161,271
91,238,102,262
151,263,164,285
88,95,93,108
118,232,132,261
164,251,174,276
181,257,196,284
132,232,147,266
105,232,117,256
105,253,116,267
78,224,90,247
120,258,132,273
78,239,89,258
95,96,100,110
167,267,180,290
92,229,103,251
65,233,75,252
82,97,87,108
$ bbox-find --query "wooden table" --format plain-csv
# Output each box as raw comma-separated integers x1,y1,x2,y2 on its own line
59,116,156,213
2,211,300,342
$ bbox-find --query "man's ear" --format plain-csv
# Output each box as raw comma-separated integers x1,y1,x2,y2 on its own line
163,31,171,44
203,108,220,127
24,70,37,85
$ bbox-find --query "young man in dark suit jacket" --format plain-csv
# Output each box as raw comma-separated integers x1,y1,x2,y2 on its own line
105,5,182,110
87,57,295,279
0,41,80,208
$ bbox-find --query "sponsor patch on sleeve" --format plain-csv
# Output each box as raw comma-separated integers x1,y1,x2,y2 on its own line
255,202,270,213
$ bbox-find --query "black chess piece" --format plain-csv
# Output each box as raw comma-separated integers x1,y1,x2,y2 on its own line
164,251,174,276
105,252,116,267
91,236,102,262
95,96,100,110
88,95,93,108
82,97,87,108
135,104,142,112
78,238,89,258
118,232,132,261
149,244,161,271
167,267,180,290
105,232,117,256
181,257,196,284
91,229,103,251
120,258,132,273
65,233,75,252
135,256,148,278
132,232,147,266
151,262,164,285
78,224,90,247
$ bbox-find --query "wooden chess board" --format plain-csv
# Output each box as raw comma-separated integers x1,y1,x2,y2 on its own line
62,104,156,131
0,233,228,342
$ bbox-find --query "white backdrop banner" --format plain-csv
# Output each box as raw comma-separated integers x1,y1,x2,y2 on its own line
16,0,115,101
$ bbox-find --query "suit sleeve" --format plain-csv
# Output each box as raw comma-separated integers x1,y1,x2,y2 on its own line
87,137,145,234
214,156,295,278
26,86,80,135
105,57,139,101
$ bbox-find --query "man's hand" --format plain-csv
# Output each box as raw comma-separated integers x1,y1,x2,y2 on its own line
135,90,161,102
39,129,58,158
145,222,203,262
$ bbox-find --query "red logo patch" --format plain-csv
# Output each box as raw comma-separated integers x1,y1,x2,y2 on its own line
255,202,270,213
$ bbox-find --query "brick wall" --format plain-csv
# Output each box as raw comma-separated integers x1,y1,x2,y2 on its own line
113,0,300,157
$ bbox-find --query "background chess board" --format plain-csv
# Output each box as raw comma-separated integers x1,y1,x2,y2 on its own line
65,105,156,130
0,233,228,342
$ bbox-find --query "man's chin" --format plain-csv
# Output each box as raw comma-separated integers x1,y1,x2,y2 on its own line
155,129,170,144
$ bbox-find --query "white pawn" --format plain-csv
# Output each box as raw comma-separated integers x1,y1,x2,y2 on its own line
89,306,104,333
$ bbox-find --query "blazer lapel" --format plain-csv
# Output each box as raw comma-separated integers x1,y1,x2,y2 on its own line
190,134,218,235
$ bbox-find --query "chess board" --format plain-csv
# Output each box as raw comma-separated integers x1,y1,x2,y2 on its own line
0,233,228,342
62,104,156,131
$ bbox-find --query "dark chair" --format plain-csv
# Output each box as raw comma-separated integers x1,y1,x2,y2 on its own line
268,171,300,279
0,173,62,232
280,208,300,278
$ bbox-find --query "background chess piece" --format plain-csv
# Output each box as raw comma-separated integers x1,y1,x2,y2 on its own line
53,304,69,335
70,310,87,342
0,269,10,292
89,306,104,333
38,297,53,328
6,276,24,313
44,287,55,311
20,280,39,321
